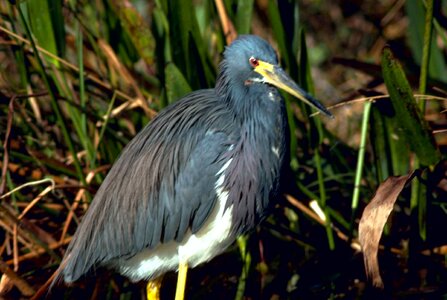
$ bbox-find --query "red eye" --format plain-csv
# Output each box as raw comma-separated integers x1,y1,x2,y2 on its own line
249,57,259,67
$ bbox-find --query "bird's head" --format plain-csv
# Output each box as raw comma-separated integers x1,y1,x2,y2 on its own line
216,35,333,118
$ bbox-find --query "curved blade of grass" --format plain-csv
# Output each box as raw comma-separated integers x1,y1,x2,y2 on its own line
381,47,440,167
152,3,172,108
370,106,390,182
411,0,434,241
405,0,447,83
268,0,292,72
109,0,155,65
418,0,433,97
167,0,214,89
50,67,96,171
20,0,65,66
50,0,65,57
76,21,90,168
234,0,254,35
370,101,410,181
17,5,86,186
165,62,192,104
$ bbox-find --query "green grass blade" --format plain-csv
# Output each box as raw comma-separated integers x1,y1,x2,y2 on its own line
108,0,155,66
370,101,410,180
52,67,96,170
17,5,86,186
20,0,64,66
419,0,433,97
297,29,334,249
411,174,427,240
370,105,390,182
76,21,87,156
50,0,65,57
411,0,433,241
167,0,214,89
381,47,440,167
350,100,372,235
94,92,118,170
268,0,291,70
405,0,447,82
235,235,251,300
165,62,192,104
234,0,254,34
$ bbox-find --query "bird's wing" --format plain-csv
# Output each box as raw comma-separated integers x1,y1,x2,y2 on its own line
59,90,234,283
131,130,231,247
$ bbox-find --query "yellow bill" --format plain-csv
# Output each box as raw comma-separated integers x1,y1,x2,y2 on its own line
254,60,333,118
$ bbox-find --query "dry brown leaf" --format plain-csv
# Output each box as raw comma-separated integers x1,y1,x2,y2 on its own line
358,171,415,288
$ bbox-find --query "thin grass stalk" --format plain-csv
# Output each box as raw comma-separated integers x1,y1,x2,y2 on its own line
297,26,335,249
314,150,335,250
296,181,319,200
313,96,334,249
51,67,94,165
419,0,433,102
77,21,88,164
17,6,86,186
350,100,372,236
96,92,118,152
410,0,433,241
307,88,334,248
91,92,118,173
235,235,251,300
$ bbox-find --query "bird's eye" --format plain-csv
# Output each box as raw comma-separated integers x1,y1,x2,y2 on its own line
249,57,259,67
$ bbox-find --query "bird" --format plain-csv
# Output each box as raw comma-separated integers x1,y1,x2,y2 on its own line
53,35,332,299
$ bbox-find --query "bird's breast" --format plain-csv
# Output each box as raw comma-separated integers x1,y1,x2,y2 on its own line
221,114,286,235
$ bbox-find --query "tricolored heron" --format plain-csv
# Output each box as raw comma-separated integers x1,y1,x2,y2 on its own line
54,35,332,299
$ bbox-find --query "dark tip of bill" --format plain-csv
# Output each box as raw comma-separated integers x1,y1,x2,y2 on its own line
324,109,334,119
308,94,334,119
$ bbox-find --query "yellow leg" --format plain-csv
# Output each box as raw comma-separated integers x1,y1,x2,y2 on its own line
175,263,188,300
146,277,162,300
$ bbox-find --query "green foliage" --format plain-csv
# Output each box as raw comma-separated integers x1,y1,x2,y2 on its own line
370,101,411,180
166,0,215,89
109,0,155,65
20,0,65,65
233,0,254,34
381,47,440,167
164,62,192,104
0,0,446,298
405,0,447,82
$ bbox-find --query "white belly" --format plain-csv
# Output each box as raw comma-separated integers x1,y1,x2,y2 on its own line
116,160,234,282
116,202,234,282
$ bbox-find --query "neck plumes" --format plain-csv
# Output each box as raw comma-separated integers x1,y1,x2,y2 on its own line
215,70,286,236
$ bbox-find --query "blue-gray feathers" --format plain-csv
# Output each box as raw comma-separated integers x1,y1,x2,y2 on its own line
57,35,288,283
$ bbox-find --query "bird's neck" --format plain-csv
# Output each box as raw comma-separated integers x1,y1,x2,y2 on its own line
221,86,288,235
228,85,283,128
